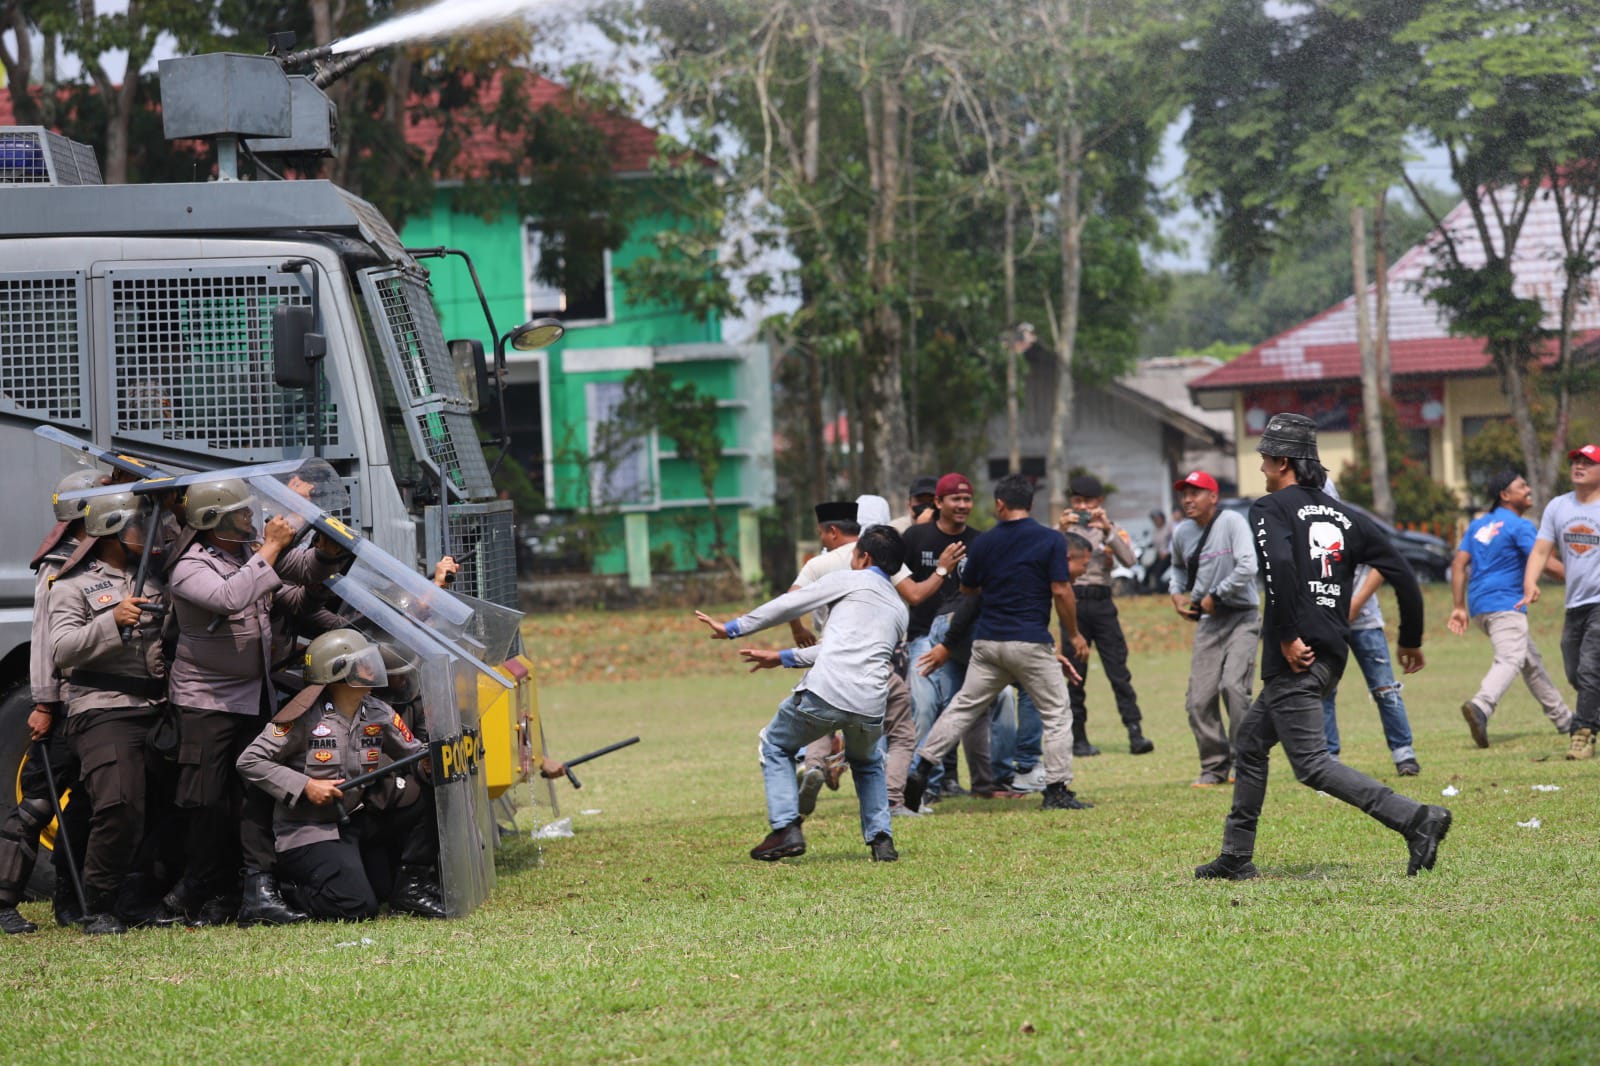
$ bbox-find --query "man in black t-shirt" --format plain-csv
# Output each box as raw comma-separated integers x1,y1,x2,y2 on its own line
1195,414,1451,882
902,473,994,800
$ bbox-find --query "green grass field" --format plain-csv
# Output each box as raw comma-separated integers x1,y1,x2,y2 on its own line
7,587,1600,1064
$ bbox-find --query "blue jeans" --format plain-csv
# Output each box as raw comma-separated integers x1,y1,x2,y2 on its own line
985,687,1020,781
908,615,965,791
1322,627,1415,763
760,689,889,842
1010,690,1045,774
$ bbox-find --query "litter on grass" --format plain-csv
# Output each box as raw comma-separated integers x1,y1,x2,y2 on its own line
1532,784,1560,792
1441,785,1460,796
580,808,602,816
335,937,376,948
535,817,574,839
1517,817,1542,829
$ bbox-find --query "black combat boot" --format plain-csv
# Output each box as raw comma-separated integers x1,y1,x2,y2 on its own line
80,892,128,936
237,871,309,927
389,866,447,919
148,875,207,927
185,893,240,928
53,892,83,928
0,905,37,935
1127,723,1155,755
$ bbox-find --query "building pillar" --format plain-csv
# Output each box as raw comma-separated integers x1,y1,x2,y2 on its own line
624,513,651,589
738,509,762,585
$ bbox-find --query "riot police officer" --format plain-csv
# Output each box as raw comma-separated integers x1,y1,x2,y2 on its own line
0,469,101,935
49,489,169,934
237,629,445,920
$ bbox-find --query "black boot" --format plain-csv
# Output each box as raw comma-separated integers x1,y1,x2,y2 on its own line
185,893,240,929
1128,724,1155,755
902,757,936,813
0,905,37,935
53,893,83,928
237,871,309,927
148,876,207,927
80,892,128,936
389,866,447,919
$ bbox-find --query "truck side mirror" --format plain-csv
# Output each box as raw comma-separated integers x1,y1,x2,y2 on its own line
273,304,319,388
449,338,489,413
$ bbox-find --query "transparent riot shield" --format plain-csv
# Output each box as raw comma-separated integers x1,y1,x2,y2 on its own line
327,570,502,917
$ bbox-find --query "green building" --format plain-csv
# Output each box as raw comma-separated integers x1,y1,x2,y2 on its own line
398,72,774,579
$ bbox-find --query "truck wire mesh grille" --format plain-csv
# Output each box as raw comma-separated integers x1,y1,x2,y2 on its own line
426,501,519,609
109,267,347,461
0,272,88,426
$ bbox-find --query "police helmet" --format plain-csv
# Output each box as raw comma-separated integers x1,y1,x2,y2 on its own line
52,469,102,523
184,479,260,540
303,628,389,688
84,489,148,538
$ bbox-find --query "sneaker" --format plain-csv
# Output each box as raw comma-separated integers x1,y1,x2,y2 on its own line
1461,700,1490,749
1072,739,1101,758
938,780,968,799
1191,773,1229,789
797,767,825,816
750,820,806,862
889,804,923,818
1405,806,1452,876
1011,766,1047,793
80,911,128,936
1566,727,1595,761
1128,728,1155,755
1195,854,1259,881
1041,782,1094,810
868,832,898,862
0,906,37,935
1395,759,1421,777
823,735,847,790
902,758,933,813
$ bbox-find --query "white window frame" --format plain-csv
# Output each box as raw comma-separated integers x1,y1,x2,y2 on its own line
585,380,656,508
522,220,615,327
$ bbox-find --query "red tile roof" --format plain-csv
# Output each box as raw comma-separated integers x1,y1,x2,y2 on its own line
403,70,664,179
1191,182,1600,394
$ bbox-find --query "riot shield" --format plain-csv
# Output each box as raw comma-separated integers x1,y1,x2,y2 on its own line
327,570,498,917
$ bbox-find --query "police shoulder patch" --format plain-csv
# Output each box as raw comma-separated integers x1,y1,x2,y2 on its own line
393,713,414,743
271,723,290,738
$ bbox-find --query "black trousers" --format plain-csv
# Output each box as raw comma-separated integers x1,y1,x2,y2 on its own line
1562,603,1600,732
279,795,436,921
0,733,89,908
175,707,276,890
65,709,160,901
1222,661,1423,858
1067,594,1143,734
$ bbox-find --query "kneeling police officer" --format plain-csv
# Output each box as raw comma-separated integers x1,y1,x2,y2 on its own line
237,629,445,920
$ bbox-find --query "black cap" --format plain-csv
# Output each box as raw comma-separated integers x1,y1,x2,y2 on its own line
1486,469,1522,504
1068,474,1104,499
908,476,938,498
1256,412,1319,461
814,501,857,525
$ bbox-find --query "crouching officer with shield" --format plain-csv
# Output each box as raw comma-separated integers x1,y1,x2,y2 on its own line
49,489,171,934
237,629,445,921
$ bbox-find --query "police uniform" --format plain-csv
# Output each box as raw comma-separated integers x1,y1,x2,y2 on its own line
1063,503,1148,752
0,534,91,928
236,695,433,920
50,557,168,914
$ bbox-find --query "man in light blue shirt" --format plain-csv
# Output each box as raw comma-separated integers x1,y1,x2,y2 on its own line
1449,470,1572,746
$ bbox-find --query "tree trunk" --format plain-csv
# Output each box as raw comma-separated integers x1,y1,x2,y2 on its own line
1351,202,1393,521
1004,187,1021,476
1373,190,1392,395
0,4,40,125
1498,346,1548,507
1046,115,1082,516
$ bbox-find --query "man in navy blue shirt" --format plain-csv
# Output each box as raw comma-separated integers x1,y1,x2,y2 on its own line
1449,470,1573,745
903,475,1094,812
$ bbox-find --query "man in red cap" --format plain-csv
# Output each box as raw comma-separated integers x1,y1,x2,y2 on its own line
1167,470,1260,787
1520,443,1600,759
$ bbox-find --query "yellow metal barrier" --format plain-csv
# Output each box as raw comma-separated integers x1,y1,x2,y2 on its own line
480,655,541,800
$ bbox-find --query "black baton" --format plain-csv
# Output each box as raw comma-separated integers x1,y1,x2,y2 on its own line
330,748,431,828
35,741,89,920
560,736,641,790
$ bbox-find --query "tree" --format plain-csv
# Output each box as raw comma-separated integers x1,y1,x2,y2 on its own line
612,367,731,564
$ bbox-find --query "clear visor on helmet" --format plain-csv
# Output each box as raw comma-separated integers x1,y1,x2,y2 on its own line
341,644,389,689
210,497,266,544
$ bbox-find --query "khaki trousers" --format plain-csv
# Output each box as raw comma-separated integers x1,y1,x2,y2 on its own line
920,640,1074,788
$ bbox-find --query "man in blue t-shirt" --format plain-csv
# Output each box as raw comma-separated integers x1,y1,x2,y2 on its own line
1449,470,1572,747
902,475,1094,812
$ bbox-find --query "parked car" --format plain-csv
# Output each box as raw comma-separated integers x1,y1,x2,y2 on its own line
516,513,595,574
1217,497,1452,583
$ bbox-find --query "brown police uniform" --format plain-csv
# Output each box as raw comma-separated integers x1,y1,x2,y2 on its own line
50,558,168,905
237,695,429,920
166,538,343,894
1064,517,1146,746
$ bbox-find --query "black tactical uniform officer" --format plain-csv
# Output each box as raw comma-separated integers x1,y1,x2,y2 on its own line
0,469,101,935
237,629,445,920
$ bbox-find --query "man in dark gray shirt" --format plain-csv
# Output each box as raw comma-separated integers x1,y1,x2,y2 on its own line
1167,470,1259,787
